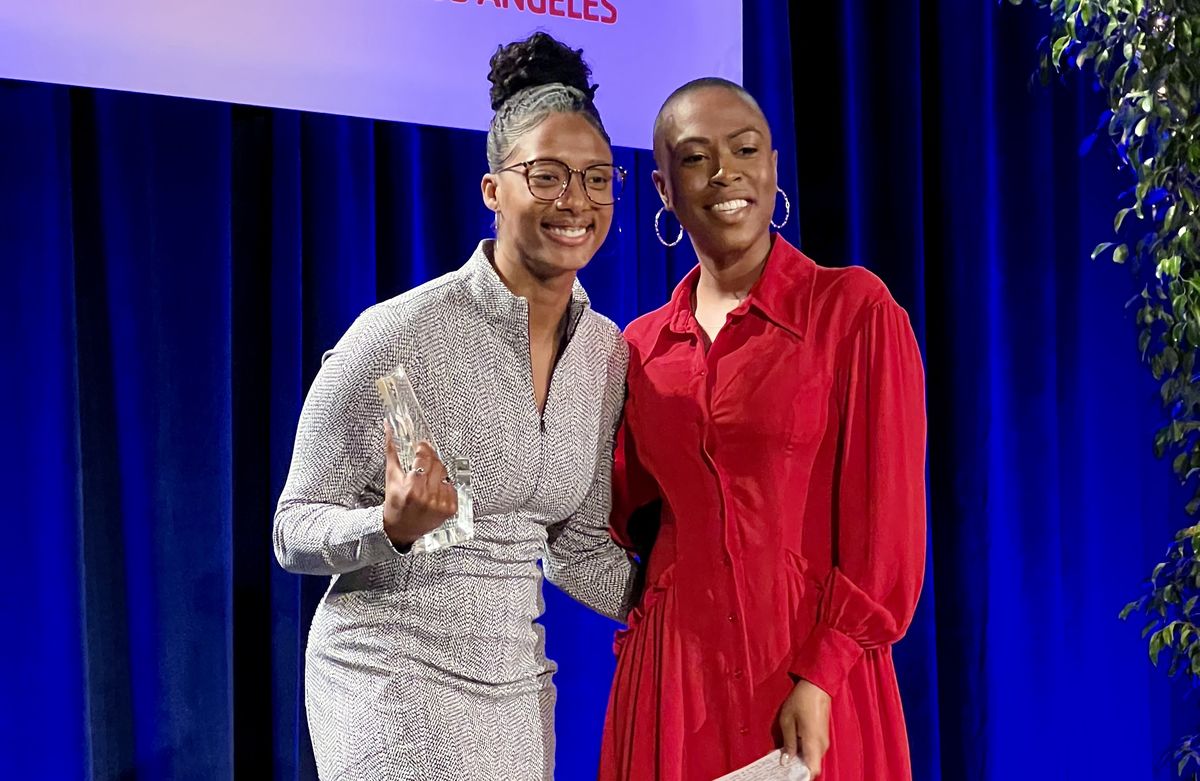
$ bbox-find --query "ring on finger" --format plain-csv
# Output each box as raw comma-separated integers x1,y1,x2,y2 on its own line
414,467,426,474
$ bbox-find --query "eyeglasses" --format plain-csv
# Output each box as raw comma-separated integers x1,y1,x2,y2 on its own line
496,159,626,206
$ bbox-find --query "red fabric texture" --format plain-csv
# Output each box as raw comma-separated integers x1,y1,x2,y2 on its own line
599,237,927,781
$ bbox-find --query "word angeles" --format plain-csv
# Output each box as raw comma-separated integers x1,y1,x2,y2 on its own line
444,0,618,25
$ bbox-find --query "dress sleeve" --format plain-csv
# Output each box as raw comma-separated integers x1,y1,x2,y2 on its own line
272,311,404,576
543,335,640,623
608,342,662,555
789,299,927,698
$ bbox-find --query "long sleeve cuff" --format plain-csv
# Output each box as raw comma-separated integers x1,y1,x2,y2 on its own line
789,622,864,699
274,503,407,575
789,566,909,697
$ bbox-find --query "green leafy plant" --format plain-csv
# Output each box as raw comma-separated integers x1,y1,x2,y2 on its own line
1011,0,1200,775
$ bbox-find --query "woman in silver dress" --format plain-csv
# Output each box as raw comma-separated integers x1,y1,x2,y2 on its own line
273,33,636,781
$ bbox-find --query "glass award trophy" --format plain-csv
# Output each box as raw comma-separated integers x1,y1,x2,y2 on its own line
376,366,473,553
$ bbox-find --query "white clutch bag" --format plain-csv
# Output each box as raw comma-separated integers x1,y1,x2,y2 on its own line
712,749,812,781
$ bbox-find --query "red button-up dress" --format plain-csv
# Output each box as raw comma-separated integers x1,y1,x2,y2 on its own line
599,236,926,781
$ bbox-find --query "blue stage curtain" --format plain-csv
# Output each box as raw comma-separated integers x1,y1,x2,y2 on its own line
0,1,1191,778
790,1,1194,779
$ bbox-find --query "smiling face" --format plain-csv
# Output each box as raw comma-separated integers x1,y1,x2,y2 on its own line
653,85,778,263
482,111,614,280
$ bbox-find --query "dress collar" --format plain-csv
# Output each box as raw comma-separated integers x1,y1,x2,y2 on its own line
665,234,815,340
461,239,591,335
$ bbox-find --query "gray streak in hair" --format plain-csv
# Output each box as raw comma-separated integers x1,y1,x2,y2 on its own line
486,83,610,172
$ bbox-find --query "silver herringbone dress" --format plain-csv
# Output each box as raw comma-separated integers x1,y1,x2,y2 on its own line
273,240,637,781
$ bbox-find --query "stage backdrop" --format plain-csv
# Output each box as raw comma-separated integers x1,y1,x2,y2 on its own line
0,0,741,149
0,0,1194,779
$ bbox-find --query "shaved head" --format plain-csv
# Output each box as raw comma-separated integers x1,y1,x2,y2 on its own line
652,78,768,165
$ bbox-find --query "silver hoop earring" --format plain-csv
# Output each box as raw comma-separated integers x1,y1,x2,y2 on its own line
655,207,684,248
770,187,791,230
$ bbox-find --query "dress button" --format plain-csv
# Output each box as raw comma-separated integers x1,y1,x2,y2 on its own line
739,726,750,736
732,669,744,680
727,613,737,623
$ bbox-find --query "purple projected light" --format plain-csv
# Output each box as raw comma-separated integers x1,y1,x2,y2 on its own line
0,0,742,149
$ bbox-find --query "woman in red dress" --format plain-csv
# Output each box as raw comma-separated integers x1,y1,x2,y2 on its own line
599,79,926,781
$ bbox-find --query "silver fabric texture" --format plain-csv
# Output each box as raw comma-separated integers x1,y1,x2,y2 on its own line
273,240,636,781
